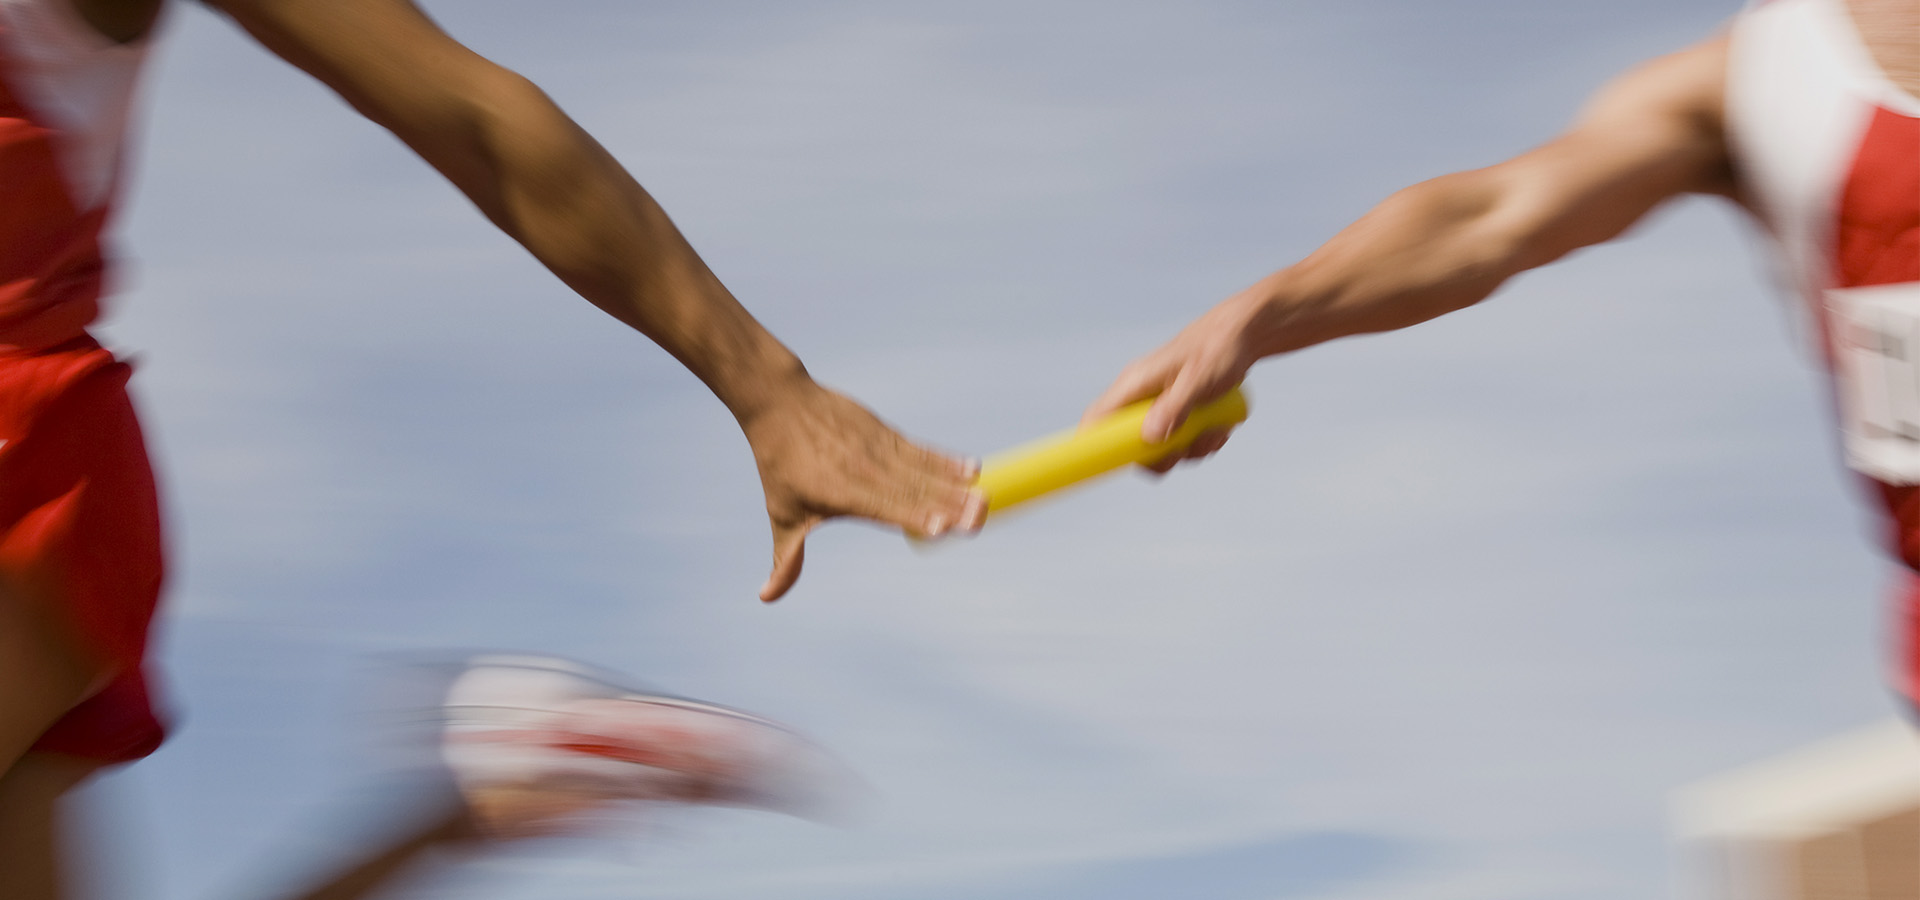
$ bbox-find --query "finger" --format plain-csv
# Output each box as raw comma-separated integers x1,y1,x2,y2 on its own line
958,488,988,534
936,452,987,533
917,443,980,492
760,520,815,603
1141,423,1233,475
1186,426,1233,460
1141,366,1205,444
875,441,976,537
896,441,985,534
1141,435,1186,472
1081,360,1168,428
907,440,980,484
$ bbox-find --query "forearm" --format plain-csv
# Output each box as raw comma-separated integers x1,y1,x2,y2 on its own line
396,72,809,423
1233,169,1532,360
203,0,812,423
203,0,980,598
1233,40,1735,363
1085,35,1730,456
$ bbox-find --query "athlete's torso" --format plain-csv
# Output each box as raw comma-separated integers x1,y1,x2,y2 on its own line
0,0,150,352
1728,0,1920,701
1727,0,1920,498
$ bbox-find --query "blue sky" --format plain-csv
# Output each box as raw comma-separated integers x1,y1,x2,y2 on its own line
72,1,1897,898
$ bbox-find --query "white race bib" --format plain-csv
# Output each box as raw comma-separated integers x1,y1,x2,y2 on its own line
1830,282,1920,484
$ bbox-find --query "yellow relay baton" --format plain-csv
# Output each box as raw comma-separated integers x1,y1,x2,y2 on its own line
976,386,1250,516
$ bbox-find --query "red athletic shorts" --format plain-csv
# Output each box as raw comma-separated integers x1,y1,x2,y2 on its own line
0,335,166,762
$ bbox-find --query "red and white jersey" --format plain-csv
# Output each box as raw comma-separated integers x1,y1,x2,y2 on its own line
1729,0,1920,512
0,0,149,352
1727,0,1920,699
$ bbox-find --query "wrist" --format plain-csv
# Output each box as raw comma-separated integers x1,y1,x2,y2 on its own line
719,352,817,433
1236,267,1339,359
1224,276,1294,364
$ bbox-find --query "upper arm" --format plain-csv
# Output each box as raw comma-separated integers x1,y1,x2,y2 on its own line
204,0,606,236
1482,34,1735,269
200,0,553,189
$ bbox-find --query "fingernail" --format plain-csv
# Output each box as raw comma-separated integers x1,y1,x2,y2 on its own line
963,458,982,479
963,491,987,532
925,514,950,537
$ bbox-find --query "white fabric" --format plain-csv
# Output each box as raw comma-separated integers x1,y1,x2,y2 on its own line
0,0,149,211
1727,0,1920,482
1725,0,1878,302
1828,283,1920,481
438,655,853,821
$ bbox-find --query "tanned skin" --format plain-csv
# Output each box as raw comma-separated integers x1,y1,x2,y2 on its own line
11,2,1917,899
193,0,991,595
1085,36,1742,457
1088,0,1920,468
73,0,990,598
7,1,993,898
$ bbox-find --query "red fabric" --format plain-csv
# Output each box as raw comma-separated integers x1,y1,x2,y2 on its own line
1834,107,1920,292
1830,106,1920,704
0,24,156,760
0,337,166,762
1903,574,1920,708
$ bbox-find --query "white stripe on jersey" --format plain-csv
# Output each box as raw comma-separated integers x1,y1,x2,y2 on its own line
1727,0,1882,303
0,0,149,211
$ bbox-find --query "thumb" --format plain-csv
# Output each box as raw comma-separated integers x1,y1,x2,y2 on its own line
1083,366,1159,430
760,519,815,603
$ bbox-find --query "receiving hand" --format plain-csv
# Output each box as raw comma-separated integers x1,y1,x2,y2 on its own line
1082,293,1261,473
743,382,984,601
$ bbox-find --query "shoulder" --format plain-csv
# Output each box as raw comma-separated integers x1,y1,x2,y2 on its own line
1586,35,1729,139
1574,34,1739,198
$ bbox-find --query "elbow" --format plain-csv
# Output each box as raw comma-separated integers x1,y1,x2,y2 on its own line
371,66,576,223
1417,170,1538,280
437,71,609,240
465,71,578,177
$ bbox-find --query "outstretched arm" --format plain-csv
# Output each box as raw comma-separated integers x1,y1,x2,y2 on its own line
1085,36,1738,465
200,0,985,600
